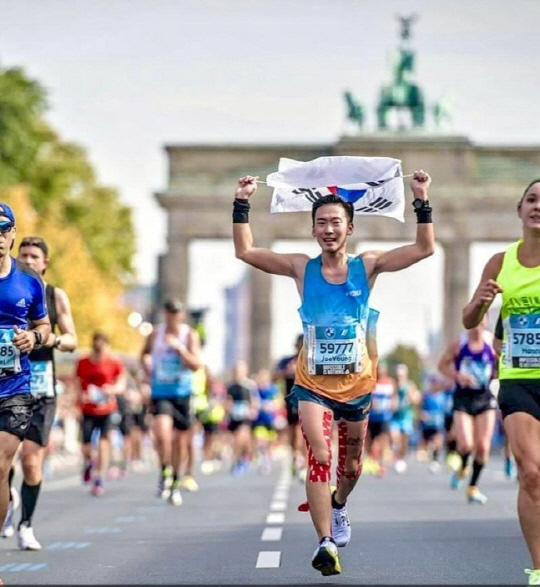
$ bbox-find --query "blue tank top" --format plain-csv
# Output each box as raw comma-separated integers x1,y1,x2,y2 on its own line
454,336,495,393
150,324,194,399
0,259,47,398
298,255,370,378
370,379,394,422
422,392,445,429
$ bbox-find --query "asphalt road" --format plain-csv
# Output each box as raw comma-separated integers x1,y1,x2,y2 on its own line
0,454,528,585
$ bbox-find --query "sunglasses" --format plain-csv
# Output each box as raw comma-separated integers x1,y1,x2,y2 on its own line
0,221,14,234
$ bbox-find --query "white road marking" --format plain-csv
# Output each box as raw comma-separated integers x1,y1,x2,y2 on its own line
261,527,283,541
266,512,285,524
256,551,281,568
256,460,292,568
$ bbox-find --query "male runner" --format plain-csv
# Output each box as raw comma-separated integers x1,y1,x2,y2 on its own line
232,170,434,576
75,331,126,496
0,204,50,582
1,236,77,550
140,298,201,506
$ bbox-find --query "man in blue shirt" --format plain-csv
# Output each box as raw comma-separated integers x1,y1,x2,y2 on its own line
0,203,50,566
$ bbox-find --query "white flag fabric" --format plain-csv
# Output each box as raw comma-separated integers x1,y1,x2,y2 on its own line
266,155,405,222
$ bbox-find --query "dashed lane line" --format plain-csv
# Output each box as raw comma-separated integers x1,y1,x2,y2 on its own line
256,551,281,568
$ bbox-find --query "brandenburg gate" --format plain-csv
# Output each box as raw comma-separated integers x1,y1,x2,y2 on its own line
154,17,540,371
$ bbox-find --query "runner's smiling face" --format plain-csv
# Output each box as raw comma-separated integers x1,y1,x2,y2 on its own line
312,204,353,252
518,181,540,231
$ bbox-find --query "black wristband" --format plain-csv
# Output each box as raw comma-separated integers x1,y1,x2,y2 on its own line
414,206,433,223
232,198,250,223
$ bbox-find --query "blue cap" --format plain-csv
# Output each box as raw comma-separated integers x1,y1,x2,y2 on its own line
0,203,15,224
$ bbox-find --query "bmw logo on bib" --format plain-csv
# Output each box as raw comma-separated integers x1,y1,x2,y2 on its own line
325,328,336,338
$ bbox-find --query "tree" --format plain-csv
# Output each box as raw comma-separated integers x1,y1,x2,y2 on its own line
0,66,51,186
384,343,425,388
0,65,136,286
28,135,135,283
0,185,143,355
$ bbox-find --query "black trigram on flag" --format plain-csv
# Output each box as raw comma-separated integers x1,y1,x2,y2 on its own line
354,197,393,213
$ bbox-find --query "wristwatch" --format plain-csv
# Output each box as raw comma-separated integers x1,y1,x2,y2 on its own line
32,330,43,346
412,198,430,209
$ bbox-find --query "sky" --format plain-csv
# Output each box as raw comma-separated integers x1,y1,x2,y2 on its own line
1,0,538,372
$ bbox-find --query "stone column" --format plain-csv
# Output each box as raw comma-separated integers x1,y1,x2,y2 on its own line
161,237,189,306
442,239,470,348
248,250,273,372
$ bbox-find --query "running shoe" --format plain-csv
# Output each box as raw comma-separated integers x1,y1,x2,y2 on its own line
156,466,173,499
17,523,42,551
82,460,93,484
168,483,183,507
450,467,468,490
394,459,407,474
331,503,351,547
179,475,199,492
231,460,247,476
90,479,105,497
446,451,461,472
1,502,15,538
311,537,341,576
467,486,487,505
526,569,540,585
200,460,215,476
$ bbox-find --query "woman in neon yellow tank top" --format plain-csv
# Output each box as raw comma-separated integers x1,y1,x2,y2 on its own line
463,179,540,586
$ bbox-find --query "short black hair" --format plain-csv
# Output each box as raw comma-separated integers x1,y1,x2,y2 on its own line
311,194,354,225
519,179,540,205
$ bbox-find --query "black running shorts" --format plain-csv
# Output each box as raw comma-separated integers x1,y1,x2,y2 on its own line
368,419,389,439
150,397,193,431
81,413,114,444
498,379,540,421
25,396,56,447
453,389,498,417
0,393,35,440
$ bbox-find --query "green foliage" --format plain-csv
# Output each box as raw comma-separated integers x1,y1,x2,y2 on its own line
384,343,424,388
0,65,136,285
0,66,51,186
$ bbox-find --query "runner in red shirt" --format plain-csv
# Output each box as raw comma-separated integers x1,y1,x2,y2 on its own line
75,331,126,496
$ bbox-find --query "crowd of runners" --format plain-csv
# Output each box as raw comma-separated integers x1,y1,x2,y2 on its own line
0,172,539,585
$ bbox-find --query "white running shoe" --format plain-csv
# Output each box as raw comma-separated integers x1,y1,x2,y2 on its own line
1,503,15,538
17,524,42,551
180,475,199,492
331,504,351,547
200,460,214,476
168,487,183,507
311,538,341,576
394,459,407,474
